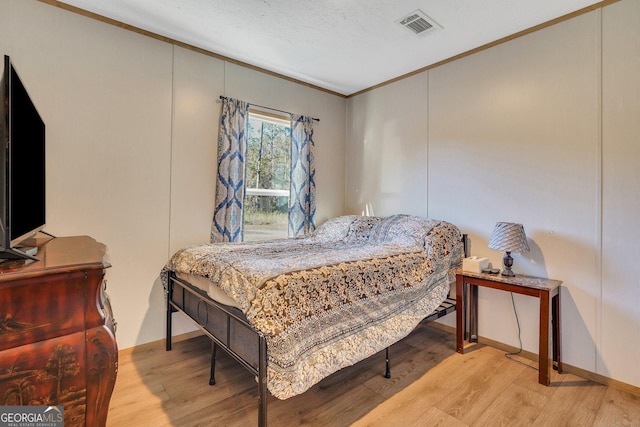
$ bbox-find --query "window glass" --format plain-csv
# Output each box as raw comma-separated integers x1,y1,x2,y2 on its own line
244,111,291,241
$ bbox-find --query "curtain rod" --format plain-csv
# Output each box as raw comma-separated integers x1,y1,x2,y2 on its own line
219,96,319,122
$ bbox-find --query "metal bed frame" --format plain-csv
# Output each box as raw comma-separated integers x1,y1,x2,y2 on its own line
165,234,467,427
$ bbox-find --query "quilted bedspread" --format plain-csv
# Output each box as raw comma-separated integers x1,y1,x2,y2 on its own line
164,214,463,399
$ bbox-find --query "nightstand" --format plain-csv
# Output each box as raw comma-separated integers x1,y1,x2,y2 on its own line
455,270,563,386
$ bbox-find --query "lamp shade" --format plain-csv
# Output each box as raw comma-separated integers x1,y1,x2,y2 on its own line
488,222,530,253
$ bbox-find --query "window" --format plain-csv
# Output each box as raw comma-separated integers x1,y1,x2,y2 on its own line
244,111,291,241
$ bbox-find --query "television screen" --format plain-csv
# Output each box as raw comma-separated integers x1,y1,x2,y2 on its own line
8,60,46,246
0,55,46,257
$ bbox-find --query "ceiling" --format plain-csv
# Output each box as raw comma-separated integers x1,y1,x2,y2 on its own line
56,0,603,96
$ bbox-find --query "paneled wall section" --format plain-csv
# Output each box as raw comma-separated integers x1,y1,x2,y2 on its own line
0,0,346,349
346,0,640,388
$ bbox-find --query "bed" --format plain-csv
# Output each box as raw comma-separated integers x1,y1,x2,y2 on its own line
162,214,464,426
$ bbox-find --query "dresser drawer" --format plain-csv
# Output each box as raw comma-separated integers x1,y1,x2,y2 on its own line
0,331,87,425
0,271,87,351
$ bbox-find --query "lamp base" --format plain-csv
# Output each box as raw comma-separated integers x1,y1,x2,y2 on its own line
501,268,515,277
501,251,516,277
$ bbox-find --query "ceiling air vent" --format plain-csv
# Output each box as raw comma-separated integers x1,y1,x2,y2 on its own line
397,10,440,36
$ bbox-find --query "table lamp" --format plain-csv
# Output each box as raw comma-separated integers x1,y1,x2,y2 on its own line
488,222,530,277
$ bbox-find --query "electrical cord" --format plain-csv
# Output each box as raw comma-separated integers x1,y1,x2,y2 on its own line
505,292,538,371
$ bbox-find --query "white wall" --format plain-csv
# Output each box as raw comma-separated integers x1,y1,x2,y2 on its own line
347,0,640,388
0,0,346,349
600,0,640,386
429,10,601,374
346,72,428,217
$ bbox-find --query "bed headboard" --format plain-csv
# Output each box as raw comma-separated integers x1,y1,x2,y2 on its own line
462,233,469,258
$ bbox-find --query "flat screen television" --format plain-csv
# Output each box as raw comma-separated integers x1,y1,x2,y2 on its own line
0,55,46,260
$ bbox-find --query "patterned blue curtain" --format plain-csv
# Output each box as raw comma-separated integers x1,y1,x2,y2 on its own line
211,98,250,243
288,115,316,237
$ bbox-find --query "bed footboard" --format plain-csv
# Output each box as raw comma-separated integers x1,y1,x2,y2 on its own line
166,273,268,427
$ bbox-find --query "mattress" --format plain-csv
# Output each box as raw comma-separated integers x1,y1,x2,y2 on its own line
175,272,240,308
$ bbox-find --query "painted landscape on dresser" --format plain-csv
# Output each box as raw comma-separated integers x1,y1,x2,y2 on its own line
0,329,87,426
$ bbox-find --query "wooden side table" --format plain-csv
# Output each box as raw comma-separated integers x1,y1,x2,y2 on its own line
455,270,563,386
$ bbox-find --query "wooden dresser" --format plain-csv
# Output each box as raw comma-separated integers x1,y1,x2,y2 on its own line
0,236,117,426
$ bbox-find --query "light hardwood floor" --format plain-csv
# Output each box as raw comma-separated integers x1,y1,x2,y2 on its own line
107,323,640,426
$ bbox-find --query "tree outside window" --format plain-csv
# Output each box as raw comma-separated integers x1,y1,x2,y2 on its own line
244,112,291,241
